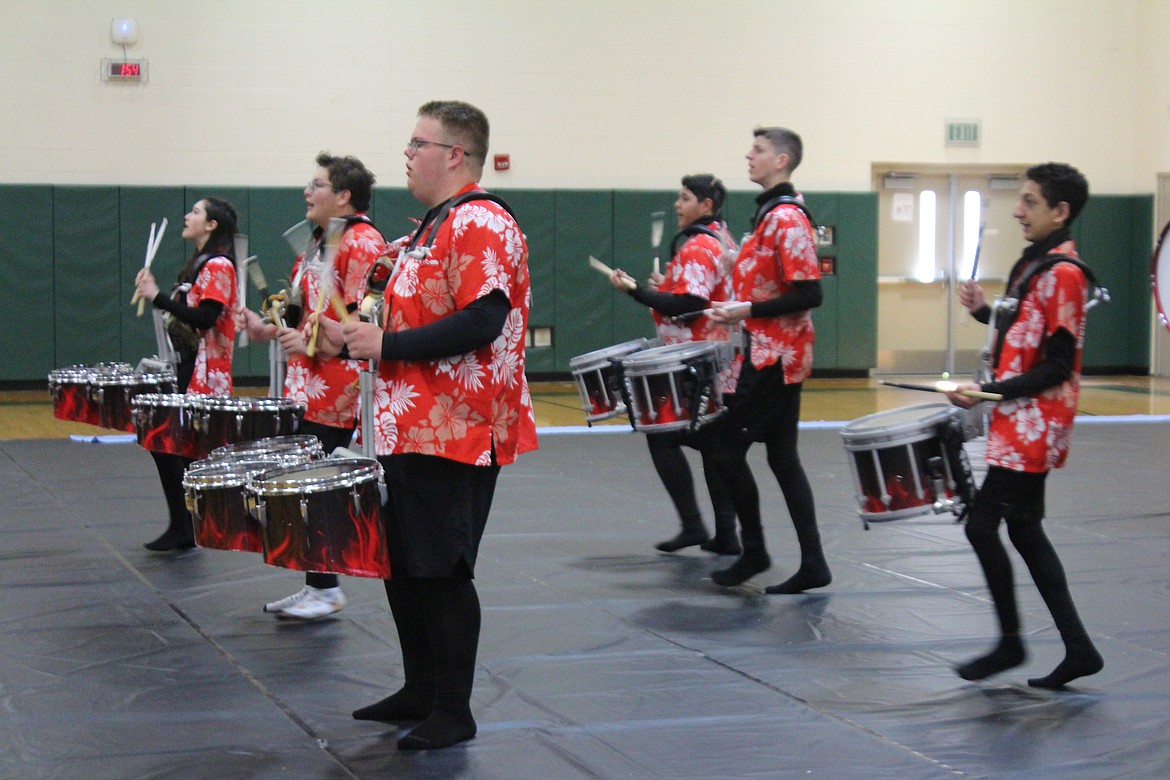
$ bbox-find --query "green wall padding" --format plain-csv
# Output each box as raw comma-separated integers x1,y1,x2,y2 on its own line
0,186,55,380
1073,195,1152,370
53,187,121,367
2,185,1149,384
554,191,615,370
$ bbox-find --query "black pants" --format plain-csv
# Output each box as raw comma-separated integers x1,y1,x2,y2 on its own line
698,361,824,569
378,453,500,722
964,467,1089,642
150,450,194,532
645,430,736,536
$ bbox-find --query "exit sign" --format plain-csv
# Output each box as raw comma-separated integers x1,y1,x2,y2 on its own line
946,120,981,146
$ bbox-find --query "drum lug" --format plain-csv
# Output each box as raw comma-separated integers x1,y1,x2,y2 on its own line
235,412,245,438
185,488,200,520
248,495,267,528
351,486,362,515
300,497,310,528
927,456,956,516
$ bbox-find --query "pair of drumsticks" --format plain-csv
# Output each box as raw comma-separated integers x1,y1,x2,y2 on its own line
130,218,168,316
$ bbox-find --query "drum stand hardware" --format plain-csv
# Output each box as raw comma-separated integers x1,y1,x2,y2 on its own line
358,295,385,458
926,457,963,518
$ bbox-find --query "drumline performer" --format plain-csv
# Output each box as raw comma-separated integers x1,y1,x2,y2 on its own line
134,197,240,551
706,126,832,594
318,100,537,751
237,153,388,620
609,174,741,555
945,162,1104,688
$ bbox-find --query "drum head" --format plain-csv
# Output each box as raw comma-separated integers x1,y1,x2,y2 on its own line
620,341,714,373
210,434,324,460
131,392,198,409
841,403,956,444
251,458,381,495
569,338,652,370
184,458,282,489
1153,220,1170,333
203,395,293,412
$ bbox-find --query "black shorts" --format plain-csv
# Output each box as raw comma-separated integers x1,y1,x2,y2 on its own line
971,466,1049,527
724,360,802,444
378,453,500,578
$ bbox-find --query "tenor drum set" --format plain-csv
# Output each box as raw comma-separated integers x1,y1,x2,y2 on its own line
48,363,390,580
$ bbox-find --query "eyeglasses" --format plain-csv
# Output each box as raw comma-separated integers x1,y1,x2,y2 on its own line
406,138,456,153
307,179,334,192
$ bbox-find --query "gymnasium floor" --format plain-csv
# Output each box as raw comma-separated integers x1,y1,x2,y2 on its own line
2,377,1169,778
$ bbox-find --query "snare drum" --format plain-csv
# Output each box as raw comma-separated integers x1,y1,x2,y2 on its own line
840,403,975,527
197,396,305,452
248,458,389,578
183,458,282,553
49,365,98,425
131,393,206,459
91,368,177,432
210,434,325,463
568,338,653,423
619,342,727,433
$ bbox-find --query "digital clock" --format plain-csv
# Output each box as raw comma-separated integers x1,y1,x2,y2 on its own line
100,58,147,83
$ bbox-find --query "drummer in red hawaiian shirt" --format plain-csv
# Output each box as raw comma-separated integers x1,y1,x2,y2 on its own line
135,197,239,551
946,162,1104,689
238,153,388,619
609,174,741,555
323,100,536,751
707,127,832,595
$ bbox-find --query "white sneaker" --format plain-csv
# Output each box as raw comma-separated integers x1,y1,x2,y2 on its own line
264,586,312,614
278,586,347,620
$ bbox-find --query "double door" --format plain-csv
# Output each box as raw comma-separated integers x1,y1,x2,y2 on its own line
874,168,1026,376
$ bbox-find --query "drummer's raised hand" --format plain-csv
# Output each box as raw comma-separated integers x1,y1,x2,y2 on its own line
313,314,345,357
944,381,982,409
134,268,160,301
647,269,665,287
959,280,985,313
341,320,384,361
276,324,308,356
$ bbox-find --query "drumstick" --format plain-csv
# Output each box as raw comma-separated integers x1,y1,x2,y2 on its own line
672,301,752,323
305,290,327,357
589,255,636,290
650,211,665,276
130,222,156,307
134,218,168,316
329,293,351,323
879,380,1002,401
236,255,258,347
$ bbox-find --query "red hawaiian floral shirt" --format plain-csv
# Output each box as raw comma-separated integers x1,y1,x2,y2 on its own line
986,241,1087,472
732,200,819,384
186,255,236,396
284,217,386,428
373,185,538,466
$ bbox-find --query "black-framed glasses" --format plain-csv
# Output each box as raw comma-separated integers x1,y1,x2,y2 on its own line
407,138,456,153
